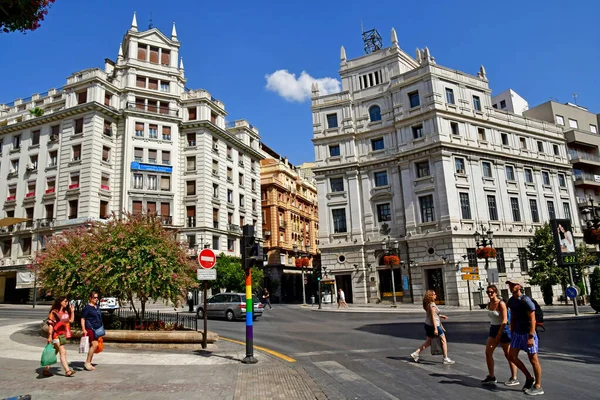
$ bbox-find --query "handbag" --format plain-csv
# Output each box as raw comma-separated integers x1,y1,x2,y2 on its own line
65,324,72,339
79,336,90,354
95,337,104,354
40,343,57,367
93,325,106,338
430,336,443,356
58,334,67,346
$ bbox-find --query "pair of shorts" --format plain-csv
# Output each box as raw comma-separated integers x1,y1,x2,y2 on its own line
424,324,444,338
489,325,511,344
85,329,96,342
510,332,539,354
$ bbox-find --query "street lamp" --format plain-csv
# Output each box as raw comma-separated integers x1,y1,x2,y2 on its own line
293,242,310,306
382,237,400,307
474,223,495,270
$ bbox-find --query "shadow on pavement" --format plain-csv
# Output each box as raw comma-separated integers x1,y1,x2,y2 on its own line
193,349,243,362
429,372,515,393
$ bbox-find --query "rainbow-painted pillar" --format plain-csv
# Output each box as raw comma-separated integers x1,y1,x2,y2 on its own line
242,268,257,364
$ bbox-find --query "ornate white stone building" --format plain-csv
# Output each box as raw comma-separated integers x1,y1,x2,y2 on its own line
0,14,262,303
311,28,579,306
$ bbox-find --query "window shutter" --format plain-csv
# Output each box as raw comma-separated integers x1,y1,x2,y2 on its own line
149,47,159,63
148,79,158,90
162,126,171,135
135,122,144,132
160,176,170,191
147,202,156,214
161,202,170,217
132,201,143,215
161,50,170,65
187,206,195,217
136,76,146,88
137,46,147,60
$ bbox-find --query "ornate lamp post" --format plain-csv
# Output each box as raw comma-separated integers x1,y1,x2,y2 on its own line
382,237,400,307
293,242,310,306
474,224,495,270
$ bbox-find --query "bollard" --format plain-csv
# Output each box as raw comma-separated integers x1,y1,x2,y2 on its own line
311,295,315,306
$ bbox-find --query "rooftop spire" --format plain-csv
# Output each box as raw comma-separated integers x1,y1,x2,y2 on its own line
391,28,398,47
118,43,124,61
171,22,178,41
340,45,347,64
179,57,184,70
130,11,138,32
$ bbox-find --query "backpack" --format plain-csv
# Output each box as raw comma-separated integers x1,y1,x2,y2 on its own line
521,296,544,331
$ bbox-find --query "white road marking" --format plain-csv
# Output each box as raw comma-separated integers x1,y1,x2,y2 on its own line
292,347,411,357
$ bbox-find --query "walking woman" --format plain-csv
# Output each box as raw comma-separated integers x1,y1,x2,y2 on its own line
482,285,519,386
43,296,76,377
410,290,455,364
81,291,103,371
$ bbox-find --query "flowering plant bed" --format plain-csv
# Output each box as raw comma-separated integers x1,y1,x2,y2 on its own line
383,255,400,265
583,228,600,245
476,247,497,259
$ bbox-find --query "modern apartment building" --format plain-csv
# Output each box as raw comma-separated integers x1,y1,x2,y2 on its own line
0,14,262,303
311,28,579,305
260,143,319,303
491,89,529,116
524,101,600,209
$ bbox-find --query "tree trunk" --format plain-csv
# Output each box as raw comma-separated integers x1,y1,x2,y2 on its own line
128,294,138,319
542,283,554,306
141,299,146,321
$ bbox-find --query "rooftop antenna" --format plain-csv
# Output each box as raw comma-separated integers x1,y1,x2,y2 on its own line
573,92,578,105
149,12,154,29
362,26,383,54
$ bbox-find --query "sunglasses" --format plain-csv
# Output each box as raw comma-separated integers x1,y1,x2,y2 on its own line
92,297,99,299
486,291,495,295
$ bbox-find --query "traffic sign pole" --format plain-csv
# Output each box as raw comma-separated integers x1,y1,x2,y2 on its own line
242,267,257,364
467,280,472,311
196,248,216,349
568,265,579,316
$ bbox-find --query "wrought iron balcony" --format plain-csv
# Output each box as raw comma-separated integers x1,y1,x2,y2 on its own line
126,102,179,117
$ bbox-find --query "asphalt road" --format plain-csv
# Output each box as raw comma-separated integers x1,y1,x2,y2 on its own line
1,305,599,399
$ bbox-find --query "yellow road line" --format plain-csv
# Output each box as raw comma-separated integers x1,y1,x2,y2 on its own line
220,337,296,363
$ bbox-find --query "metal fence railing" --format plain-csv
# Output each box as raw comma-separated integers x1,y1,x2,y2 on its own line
111,308,197,331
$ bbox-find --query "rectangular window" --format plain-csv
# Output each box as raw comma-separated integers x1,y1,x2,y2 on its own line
187,206,196,228
135,122,144,136
412,125,424,139
460,193,472,220
455,158,465,174
137,45,146,61
450,122,459,136
251,179,256,191
160,176,170,191
520,137,527,149
473,95,481,111
148,79,158,91
22,237,32,256
49,151,57,167
326,114,338,129
239,173,244,186
212,236,220,250
591,125,598,134
496,248,506,273
488,195,498,221
239,194,245,207
569,119,578,129
408,91,420,108
227,238,235,252
563,202,572,221
227,190,233,203
377,203,391,222
501,132,509,146
419,195,435,223
147,175,157,190
101,174,109,190
133,174,143,189
148,124,158,139
530,199,540,223
329,145,340,157
160,82,169,92
149,46,159,63
161,49,170,65
72,144,81,161
187,133,196,146
374,171,388,187
505,165,515,181
213,183,219,198
68,200,78,219
555,115,564,125
186,180,196,195
524,169,534,183
510,197,521,222
500,100,507,109
31,130,40,146
332,208,347,233
227,167,232,181
416,161,430,178
445,88,455,104
77,91,87,104
213,208,219,228
105,93,112,106
13,134,21,149
210,112,217,124
553,144,560,156
134,147,143,162
467,248,477,267
558,173,566,187
478,127,486,141
542,171,551,186
136,76,146,88
162,151,170,165
102,146,110,162
148,149,157,164
187,156,195,171
330,177,344,192
371,137,385,151
518,248,529,273
74,118,84,134
537,141,544,153
482,161,492,178
547,201,556,220
188,107,197,120
50,125,59,138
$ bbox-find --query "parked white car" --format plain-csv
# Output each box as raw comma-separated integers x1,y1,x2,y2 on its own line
99,297,120,313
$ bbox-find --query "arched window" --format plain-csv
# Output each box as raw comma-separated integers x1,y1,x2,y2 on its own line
369,105,382,122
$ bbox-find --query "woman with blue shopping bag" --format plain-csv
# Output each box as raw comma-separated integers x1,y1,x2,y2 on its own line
81,291,105,371
43,296,76,377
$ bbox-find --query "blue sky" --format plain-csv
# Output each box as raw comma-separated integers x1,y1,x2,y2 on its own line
1,0,599,165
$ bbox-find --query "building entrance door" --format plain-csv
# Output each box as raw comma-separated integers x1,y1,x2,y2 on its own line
426,268,445,305
335,274,353,303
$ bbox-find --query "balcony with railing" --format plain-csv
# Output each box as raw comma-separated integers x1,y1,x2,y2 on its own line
573,170,600,187
569,149,600,166
187,216,196,228
126,102,179,117
160,215,173,225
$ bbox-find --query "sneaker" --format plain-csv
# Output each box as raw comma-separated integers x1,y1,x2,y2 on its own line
523,377,535,391
525,386,544,396
481,376,497,385
443,357,455,365
504,377,520,386
410,352,419,362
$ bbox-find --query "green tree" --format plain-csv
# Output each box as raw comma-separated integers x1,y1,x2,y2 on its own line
575,243,596,295
29,107,44,117
36,213,198,319
526,223,568,305
212,254,263,294
590,268,600,311
1,0,56,34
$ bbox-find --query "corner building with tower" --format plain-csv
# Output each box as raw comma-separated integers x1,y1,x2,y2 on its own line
311,28,579,306
0,14,262,303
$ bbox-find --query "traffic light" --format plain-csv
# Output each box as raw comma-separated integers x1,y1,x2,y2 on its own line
242,225,263,270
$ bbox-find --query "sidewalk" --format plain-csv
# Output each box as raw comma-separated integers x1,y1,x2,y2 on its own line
0,320,325,400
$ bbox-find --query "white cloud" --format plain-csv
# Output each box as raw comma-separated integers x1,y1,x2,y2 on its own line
265,70,340,102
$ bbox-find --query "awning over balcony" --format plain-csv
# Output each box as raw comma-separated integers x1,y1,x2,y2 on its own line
0,217,30,227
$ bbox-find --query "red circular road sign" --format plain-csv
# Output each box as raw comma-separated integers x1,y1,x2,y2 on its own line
198,248,216,269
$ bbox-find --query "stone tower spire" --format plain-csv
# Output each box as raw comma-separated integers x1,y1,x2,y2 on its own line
171,22,178,41
391,28,398,47
340,46,347,65
130,11,138,32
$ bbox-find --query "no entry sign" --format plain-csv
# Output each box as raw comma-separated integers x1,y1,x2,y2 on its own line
198,248,216,269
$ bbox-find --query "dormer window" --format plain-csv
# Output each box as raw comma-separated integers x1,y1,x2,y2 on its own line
369,105,382,122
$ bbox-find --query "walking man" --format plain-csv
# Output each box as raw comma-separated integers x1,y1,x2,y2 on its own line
506,281,543,396
262,289,272,309
337,288,348,308
187,290,194,313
